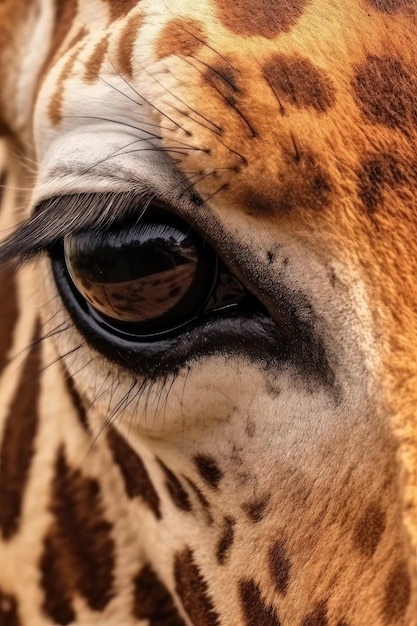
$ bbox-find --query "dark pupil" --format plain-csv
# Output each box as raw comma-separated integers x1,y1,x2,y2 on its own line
64,222,214,335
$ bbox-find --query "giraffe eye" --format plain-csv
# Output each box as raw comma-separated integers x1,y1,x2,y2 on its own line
62,215,245,340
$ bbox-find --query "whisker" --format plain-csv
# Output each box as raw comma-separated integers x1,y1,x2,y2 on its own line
160,374,176,425
63,114,167,134
177,23,237,69
7,321,69,366
181,55,257,138
107,57,192,137
203,182,230,203
262,71,286,116
176,170,221,199
130,62,223,136
24,344,83,385
81,136,162,174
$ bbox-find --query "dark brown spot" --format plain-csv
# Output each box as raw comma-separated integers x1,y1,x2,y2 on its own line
185,478,213,523
357,152,413,212
107,427,161,518
42,0,79,73
84,36,109,82
301,602,328,626
116,11,144,78
366,0,416,12
134,564,186,625
353,55,417,135
41,447,115,616
353,502,386,557
204,64,240,107
174,547,220,626
243,146,332,215
156,18,207,60
158,460,192,512
239,579,280,626
269,539,291,595
0,589,21,626
103,0,138,21
194,455,223,489
215,0,310,39
48,29,88,126
0,267,18,376
0,325,41,540
216,516,235,564
243,497,269,523
0,170,6,205
383,561,411,622
40,533,76,625
263,55,335,112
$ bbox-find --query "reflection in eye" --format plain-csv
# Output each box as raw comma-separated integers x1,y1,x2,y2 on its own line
65,223,202,324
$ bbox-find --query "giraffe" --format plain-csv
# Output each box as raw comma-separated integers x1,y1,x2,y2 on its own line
0,0,417,624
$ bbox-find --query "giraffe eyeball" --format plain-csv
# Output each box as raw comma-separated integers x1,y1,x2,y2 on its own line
62,212,246,340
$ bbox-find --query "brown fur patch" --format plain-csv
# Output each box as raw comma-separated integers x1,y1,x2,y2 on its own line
40,533,76,625
103,0,138,22
216,516,235,564
357,152,415,212
40,447,115,616
383,561,412,622
185,478,213,523
242,145,332,215
204,63,241,108
48,29,88,126
158,460,192,512
0,170,6,204
107,427,161,518
0,589,21,626
366,0,416,12
134,564,186,625
353,502,386,557
84,36,109,82
268,539,292,595
239,579,280,626
0,267,18,376
301,602,328,626
263,55,335,112
352,55,417,135
0,325,41,540
214,0,310,39
242,497,269,522
194,455,224,489
116,11,144,78
174,547,220,626
42,0,79,74
156,18,207,60
185,478,211,510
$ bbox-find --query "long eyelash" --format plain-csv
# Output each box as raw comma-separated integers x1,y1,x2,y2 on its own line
32,344,84,381
7,320,68,368
202,182,230,203
0,190,155,264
